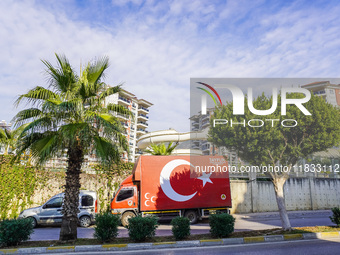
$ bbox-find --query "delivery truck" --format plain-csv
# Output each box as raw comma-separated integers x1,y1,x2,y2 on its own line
111,155,231,226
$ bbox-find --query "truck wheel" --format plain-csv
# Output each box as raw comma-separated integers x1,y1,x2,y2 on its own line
185,210,198,224
121,211,135,227
79,216,91,228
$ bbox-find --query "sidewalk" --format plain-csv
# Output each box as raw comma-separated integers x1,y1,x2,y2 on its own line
233,209,332,221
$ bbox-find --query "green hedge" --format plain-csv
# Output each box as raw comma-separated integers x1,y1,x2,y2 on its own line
209,213,235,238
127,215,158,241
0,218,34,247
330,207,340,226
171,217,190,240
94,212,120,242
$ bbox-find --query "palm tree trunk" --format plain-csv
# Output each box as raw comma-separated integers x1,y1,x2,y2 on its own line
59,145,83,241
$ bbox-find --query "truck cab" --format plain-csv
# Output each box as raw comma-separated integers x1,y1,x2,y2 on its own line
111,175,139,226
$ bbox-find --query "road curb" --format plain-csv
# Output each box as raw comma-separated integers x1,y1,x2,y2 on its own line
0,231,339,254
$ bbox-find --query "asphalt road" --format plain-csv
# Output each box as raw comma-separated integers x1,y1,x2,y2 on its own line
29,210,335,241
38,238,340,255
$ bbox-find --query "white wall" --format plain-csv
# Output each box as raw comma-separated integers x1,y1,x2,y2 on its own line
230,178,340,213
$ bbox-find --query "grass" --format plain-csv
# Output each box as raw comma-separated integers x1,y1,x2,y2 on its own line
2,226,339,249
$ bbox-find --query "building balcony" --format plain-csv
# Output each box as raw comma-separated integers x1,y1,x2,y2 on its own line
137,121,148,128
192,121,199,126
136,128,146,135
191,145,200,150
117,113,129,120
120,122,129,128
314,90,326,95
202,144,210,151
137,114,149,120
135,149,143,155
201,115,210,122
138,106,149,113
192,141,200,146
201,121,210,128
118,96,131,106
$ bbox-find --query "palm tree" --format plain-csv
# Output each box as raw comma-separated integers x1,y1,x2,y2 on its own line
144,142,178,155
0,125,27,155
13,54,131,241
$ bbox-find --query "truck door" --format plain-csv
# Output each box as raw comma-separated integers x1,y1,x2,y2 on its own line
113,186,138,211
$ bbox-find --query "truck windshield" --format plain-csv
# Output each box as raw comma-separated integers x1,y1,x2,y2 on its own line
116,188,134,201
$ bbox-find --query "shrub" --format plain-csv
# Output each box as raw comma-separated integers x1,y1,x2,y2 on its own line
0,218,34,247
330,207,340,226
209,213,235,238
94,212,120,242
171,217,190,240
127,215,158,241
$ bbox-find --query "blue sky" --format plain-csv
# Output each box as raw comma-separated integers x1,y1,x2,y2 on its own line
1,0,340,131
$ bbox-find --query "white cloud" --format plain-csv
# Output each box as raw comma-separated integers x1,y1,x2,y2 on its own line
1,0,340,132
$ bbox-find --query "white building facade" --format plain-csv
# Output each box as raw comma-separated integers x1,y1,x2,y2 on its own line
105,89,152,162
302,81,340,107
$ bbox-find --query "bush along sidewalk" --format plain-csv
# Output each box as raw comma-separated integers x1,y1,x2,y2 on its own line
330,207,340,226
209,213,235,238
127,214,159,242
0,218,34,247
171,216,190,240
94,212,120,243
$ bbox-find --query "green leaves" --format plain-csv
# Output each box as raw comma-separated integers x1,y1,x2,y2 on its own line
144,142,178,155
209,92,340,173
15,87,59,107
13,54,130,167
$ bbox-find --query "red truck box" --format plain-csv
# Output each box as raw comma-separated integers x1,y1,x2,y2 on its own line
132,155,231,211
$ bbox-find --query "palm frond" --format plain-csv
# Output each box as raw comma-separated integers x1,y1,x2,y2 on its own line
0,128,7,141
12,108,42,127
19,117,54,137
87,56,109,86
58,98,83,113
93,136,121,164
42,54,78,95
91,113,125,138
28,132,60,164
15,86,58,107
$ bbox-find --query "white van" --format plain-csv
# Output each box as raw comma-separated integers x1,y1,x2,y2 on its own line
18,190,97,228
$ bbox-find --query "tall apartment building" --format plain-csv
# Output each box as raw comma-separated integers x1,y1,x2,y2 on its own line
302,81,340,107
189,109,238,164
105,88,152,162
190,108,213,155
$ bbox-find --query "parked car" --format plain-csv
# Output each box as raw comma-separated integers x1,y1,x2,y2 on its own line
18,190,97,228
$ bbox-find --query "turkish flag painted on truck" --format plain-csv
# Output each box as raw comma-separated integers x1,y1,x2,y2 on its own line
132,155,231,212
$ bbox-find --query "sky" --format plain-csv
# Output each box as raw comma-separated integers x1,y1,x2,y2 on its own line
1,0,340,132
